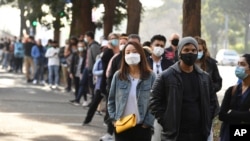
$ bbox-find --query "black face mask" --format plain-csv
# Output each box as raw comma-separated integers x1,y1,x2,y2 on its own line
171,39,179,46
180,53,197,66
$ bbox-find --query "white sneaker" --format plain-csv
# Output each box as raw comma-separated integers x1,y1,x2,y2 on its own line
39,80,45,85
41,80,46,85
52,85,58,89
82,101,89,107
99,133,113,141
33,80,37,84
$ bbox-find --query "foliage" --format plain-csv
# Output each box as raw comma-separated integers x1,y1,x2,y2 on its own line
0,0,15,5
231,42,245,54
215,0,250,51
25,0,68,29
216,0,250,22
213,116,222,140
94,0,127,30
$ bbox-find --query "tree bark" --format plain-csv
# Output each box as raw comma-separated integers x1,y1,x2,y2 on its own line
53,14,60,43
18,0,27,37
244,17,250,52
103,0,117,38
70,0,95,38
183,0,201,37
126,0,142,35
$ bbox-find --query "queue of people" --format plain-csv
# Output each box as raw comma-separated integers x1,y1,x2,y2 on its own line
1,32,250,141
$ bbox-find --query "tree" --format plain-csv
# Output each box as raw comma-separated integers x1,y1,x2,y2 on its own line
217,0,250,52
202,0,224,58
182,0,201,37
126,0,142,35
44,0,67,42
102,0,118,38
70,0,95,37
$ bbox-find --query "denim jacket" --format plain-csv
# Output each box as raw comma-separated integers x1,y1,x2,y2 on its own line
108,71,156,127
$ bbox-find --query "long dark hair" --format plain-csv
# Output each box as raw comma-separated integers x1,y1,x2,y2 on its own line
194,36,210,71
118,41,152,81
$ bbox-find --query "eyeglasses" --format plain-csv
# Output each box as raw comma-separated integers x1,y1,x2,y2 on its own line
156,64,160,74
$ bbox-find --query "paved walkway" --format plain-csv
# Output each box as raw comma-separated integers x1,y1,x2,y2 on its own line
0,69,107,141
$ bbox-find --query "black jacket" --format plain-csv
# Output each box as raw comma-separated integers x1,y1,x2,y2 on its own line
205,57,222,93
100,48,114,94
147,56,174,71
150,62,219,141
219,84,250,140
70,52,86,76
219,84,250,124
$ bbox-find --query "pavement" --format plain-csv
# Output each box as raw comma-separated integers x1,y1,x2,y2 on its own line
0,69,107,141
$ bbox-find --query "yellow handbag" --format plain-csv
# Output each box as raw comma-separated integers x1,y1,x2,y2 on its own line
115,114,136,133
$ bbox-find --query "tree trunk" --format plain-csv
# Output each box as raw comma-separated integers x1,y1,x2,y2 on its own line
18,0,27,37
126,0,142,35
53,15,61,44
244,16,250,52
183,0,201,37
70,0,95,38
103,0,117,38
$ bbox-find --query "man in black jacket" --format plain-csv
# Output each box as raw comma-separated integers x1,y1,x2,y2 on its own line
150,37,219,141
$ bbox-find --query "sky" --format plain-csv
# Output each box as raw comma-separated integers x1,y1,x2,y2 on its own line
0,5,20,36
140,0,164,9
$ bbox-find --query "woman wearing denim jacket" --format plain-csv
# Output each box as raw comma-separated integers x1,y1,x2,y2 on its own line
108,41,156,141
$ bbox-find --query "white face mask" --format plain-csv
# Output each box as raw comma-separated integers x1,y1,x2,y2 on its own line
119,44,125,51
153,46,164,57
125,53,141,65
78,47,84,52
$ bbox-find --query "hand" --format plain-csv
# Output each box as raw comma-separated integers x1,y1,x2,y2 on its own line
79,73,82,80
112,121,116,127
142,124,149,128
69,73,73,79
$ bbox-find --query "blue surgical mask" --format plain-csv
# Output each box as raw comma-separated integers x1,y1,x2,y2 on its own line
235,66,248,80
111,39,119,47
197,51,203,60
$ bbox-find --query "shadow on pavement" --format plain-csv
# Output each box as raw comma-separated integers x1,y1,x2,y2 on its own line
0,70,107,141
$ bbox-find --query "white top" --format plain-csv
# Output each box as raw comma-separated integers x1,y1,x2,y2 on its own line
45,47,60,66
122,77,140,123
76,56,83,77
153,60,162,75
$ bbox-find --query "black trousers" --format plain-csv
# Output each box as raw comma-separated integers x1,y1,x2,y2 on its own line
66,73,72,90
176,132,205,141
115,124,151,141
14,57,23,72
103,94,115,135
73,76,80,98
83,90,103,124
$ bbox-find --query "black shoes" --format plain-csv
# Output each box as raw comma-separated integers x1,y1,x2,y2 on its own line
69,100,80,106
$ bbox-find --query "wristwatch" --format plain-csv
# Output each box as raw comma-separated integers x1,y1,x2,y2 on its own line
227,109,232,114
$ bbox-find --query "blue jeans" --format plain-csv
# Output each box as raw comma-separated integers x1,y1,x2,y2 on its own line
34,59,44,81
2,52,9,69
75,68,89,102
48,65,59,85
